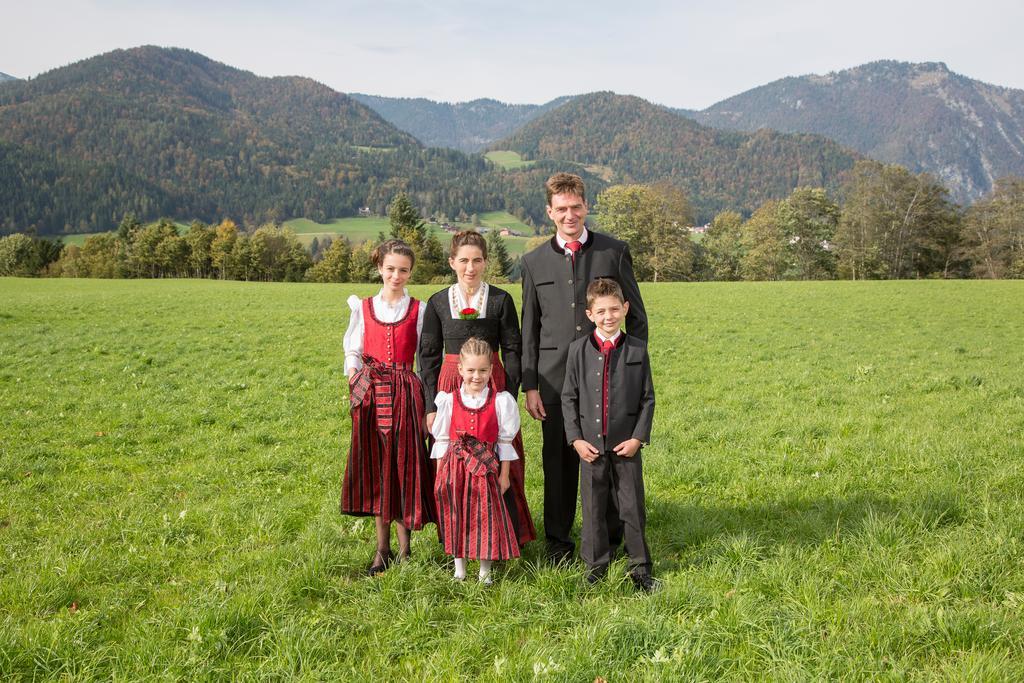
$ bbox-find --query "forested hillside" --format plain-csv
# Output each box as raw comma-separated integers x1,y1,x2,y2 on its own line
495,92,859,221
0,47,529,234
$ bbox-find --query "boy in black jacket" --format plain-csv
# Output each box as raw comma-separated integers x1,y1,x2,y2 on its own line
561,279,657,592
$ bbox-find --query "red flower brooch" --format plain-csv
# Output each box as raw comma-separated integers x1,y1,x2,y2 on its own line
459,307,479,320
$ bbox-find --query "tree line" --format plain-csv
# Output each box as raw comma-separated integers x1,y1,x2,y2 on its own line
0,194,519,284
3,166,1021,282
594,161,1024,281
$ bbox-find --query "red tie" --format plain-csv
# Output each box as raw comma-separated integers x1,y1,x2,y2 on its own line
601,338,615,354
566,240,582,263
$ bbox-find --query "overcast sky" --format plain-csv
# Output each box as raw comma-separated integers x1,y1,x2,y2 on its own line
2,0,1021,109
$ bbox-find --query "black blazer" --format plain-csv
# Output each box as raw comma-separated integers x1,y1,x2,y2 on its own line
520,230,647,405
561,333,655,451
418,285,522,408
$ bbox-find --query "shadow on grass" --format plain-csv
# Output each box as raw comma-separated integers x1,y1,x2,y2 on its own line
645,490,967,574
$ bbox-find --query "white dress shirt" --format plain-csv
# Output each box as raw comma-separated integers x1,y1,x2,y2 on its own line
555,227,590,255
343,289,426,374
429,386,520,461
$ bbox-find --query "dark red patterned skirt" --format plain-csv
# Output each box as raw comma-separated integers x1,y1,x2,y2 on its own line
435,436,520,560
439,353,537,546
341,361,436,530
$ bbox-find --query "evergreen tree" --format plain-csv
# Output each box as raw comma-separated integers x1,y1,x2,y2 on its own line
388,193,443,283
485,230,513,282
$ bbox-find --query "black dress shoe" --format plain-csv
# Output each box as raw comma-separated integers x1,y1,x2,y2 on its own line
367,550,393,577
547,549,573,567
631,573,661,594
586,566,608,585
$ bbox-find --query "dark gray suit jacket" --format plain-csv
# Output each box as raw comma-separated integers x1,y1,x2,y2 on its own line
561,333,655,452
520,230,647,405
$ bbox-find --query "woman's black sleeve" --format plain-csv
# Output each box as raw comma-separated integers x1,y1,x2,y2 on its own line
497,291,522,399
418,294,444,410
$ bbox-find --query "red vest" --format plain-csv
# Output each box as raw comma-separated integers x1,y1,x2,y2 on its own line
450,389,499,443
362,297,419,364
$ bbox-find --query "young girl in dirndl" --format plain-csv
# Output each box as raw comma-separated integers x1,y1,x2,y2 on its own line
430,337,521,584
342,239,436,576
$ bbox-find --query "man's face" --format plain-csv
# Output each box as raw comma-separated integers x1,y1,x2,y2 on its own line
546,192,588,242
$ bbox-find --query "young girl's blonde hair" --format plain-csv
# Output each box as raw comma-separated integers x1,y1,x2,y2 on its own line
459,337,492,361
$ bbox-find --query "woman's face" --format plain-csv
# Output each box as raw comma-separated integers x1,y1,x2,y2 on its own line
378,253,413,292
449,245,486,289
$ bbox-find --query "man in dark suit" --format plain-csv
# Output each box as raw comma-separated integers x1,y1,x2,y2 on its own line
562,278,656,591
520,172,648,563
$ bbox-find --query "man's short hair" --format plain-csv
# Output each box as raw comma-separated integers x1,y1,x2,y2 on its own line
586,278,625,309
545,172,586,206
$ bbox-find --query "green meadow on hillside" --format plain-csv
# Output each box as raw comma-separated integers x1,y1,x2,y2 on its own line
2,279,1024,679
56,215,537,255
485,150,536,170
282,216,536,254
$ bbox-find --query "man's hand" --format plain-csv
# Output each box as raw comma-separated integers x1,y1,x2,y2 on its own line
425,412,436,432
573,439,600,463
613,438,642,458
525,389,547,421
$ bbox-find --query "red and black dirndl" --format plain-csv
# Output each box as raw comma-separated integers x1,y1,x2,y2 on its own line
438,353,536,546
434,390,520,560
341,297,436,530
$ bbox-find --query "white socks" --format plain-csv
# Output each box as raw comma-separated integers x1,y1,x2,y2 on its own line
453,558,493,583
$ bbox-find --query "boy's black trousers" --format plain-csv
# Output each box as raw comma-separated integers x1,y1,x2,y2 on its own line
579,449,651,577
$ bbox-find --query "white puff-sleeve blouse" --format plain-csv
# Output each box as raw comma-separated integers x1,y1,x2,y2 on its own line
429,387,520,461
343,289,426,374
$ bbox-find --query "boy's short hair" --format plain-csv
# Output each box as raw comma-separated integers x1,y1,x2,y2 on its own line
545,172,586,206
586,278,625,309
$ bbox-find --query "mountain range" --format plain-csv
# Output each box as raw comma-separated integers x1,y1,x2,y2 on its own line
1,46,866,234
678,61,1024,203
349,94,573,152
6,47,1018,236
492,92,858,221
0,47,525,234
0,72,19,83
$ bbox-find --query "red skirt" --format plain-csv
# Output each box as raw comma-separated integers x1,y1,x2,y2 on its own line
435,437,520,560
341,362,436,530
438,353,537,546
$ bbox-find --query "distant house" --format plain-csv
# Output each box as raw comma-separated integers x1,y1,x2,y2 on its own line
688,224,709,234
499,228,522,237
358,207,372,217
441,223,457,233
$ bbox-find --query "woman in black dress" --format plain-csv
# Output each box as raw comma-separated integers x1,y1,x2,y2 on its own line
419,230,537,548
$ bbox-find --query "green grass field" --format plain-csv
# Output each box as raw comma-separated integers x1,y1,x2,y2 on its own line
3,279,1024,679
485,151,535,170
